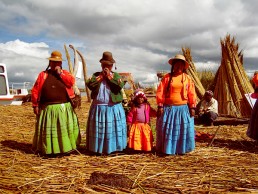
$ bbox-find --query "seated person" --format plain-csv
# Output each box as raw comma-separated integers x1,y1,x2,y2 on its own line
198,90,218,126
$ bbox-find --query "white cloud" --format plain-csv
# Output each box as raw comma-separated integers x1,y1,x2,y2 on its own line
0,40,50,84
195,61,219,72
0,39,49,57
14,72,24,77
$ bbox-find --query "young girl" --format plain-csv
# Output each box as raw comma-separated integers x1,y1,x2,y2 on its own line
126,90,156,152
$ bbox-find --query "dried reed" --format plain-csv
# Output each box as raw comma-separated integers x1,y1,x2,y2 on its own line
1,98,258,193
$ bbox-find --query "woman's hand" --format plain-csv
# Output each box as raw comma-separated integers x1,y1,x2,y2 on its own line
190,108,195,117
55,66,62,75
33,106,39,115
103,67,111,77
157,107,164,118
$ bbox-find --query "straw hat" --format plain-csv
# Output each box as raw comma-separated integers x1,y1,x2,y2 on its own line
99,51,116,65
168,54,189,69
47,51,64,61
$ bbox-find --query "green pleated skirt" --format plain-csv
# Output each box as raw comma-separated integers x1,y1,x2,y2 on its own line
33,102,81,155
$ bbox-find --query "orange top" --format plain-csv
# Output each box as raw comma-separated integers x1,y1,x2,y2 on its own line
168,74,187,105
253,73,258,86
156,73,197,108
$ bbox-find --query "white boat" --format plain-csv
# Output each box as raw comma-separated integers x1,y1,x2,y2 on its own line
0,63,30,105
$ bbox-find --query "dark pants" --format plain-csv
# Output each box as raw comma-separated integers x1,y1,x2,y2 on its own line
199,111,218,126
247,99,258,140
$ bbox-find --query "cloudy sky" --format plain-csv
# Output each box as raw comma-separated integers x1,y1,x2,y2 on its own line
0,0,257,89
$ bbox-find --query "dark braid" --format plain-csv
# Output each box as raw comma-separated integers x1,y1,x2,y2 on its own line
182,64,187,83
45,61,50,71
166,64,174,96
166,60,187,96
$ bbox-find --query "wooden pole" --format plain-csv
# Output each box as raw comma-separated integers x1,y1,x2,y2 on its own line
64,44,74,75
76,49,91,102
67,44,80,95
69,45,79,77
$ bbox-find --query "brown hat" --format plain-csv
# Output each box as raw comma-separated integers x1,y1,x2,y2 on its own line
47,50,64,61
99,51,116,65
168,54,189,69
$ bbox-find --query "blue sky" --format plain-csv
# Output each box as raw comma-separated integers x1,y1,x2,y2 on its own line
0,0,257,88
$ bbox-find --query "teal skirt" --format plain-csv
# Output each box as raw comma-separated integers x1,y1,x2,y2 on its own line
33,102,81,155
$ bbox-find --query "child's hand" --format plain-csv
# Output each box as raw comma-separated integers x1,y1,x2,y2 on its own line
127,124,131,136
127,124,132,129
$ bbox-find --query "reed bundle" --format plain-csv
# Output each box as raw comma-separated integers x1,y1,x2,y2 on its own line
182,47,206,102
213,35,254,118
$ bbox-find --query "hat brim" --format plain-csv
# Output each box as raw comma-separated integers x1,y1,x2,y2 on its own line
168,58,189,69
47,57,64,62
100,59,115,65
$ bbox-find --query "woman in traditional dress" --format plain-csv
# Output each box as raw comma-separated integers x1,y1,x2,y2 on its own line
246,71,258,140
156,54,197,155
86,51,127,155
31,50,81,156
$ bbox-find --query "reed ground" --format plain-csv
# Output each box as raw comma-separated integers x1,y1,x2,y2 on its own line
1,97,258,193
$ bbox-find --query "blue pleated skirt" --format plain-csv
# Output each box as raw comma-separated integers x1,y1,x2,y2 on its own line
156,104,195,155
86,103,127,154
